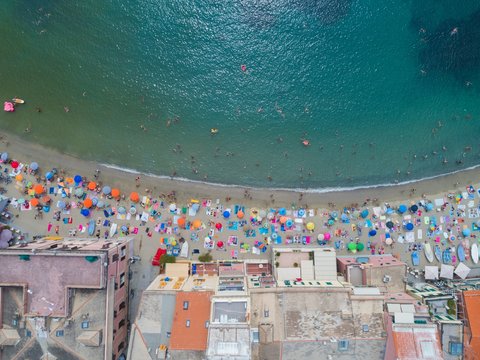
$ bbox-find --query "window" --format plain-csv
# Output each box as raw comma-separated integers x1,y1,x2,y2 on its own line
338,340,349,351
119,319,125,329
121,246,126,260
26,330,32,337
166,331,171,338
81,321,89,329
56,330,64,337
183,301,189,310
120,273,125,288
362,325,369,332
252,330,259,343
117,342,125,352
186,320,190,328
205,321,209,328
114,310,118,318
112,254,119,262
420,341,435,357
264,309,269,318
449,342,463,356
119,301,126,310
12,319,17,326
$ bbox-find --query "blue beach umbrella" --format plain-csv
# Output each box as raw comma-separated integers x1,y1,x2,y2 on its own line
398,205,407,214
271,233,278,240
331,211,338,219
121,225,128,233
405,223,414,231
426,203,433,211
361,209,369,218
30,162,39,171
57,200,66,209
0,153,8,162
298,209,306,217
45,172,54,180
463,228,471,237
74,175,82,184
410,205,418,212
341,213,349,222
223,210,230,219
286,219,293,228
386,207,394,215
278,208,286,216
369,229,377,237
43,206,50,213
80,208,90,217
118,206,126,214
92,197,99,206
328,219,335,226
96,200,105,208
102,186,111,195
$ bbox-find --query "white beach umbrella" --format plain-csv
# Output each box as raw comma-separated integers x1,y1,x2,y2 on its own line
440,264,454,280
454,263,471,280
424,266,439,280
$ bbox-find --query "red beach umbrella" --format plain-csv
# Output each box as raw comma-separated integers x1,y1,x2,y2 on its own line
11,160,19,169
215,223,222,230
217,241,224,248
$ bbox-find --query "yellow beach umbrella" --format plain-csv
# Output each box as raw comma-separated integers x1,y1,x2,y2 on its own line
306,222,315,231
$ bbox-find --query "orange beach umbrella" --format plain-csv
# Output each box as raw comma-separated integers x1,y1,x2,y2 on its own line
33,184,44,194
192,219,202,229
177,217,186,228
130,192,139,202
111,188,120,198
87,181,97,191
30,198,39,207
83,198,93,208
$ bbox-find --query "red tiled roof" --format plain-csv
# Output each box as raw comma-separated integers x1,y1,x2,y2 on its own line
463,290,480,359
169,291,212,351
392,325,443,359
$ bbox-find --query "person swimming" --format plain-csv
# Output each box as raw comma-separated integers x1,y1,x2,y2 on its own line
241,64,247,72
210,128,218,135
450,27,458,35
302,139,310,146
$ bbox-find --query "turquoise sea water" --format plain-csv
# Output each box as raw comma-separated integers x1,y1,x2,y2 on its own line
0,1,480,188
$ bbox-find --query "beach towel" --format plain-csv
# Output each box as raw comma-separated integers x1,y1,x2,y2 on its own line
259,228,268,235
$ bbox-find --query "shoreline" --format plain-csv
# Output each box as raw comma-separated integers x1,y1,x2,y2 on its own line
1,130,478,208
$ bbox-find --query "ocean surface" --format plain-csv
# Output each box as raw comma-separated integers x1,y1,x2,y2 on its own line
1,0,480,189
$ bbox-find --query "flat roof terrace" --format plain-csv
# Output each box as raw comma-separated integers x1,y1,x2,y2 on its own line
0,252,105,317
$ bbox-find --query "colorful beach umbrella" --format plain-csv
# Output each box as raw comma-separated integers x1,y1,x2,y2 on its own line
130,192,139,202
278,208,286,216
405,223,414,231
410,204,419,212
80,208,90,217
0,153,8,162
324,232,331,241
10,160,19,169
237,210,244,219
306,222,315,231
102,186,111,195
75,188,84,197
386,221,394,229
83,198,93,208
30,162,39,171
356,242,365,251
111,188,120,198
398,205,407,213
118,206,126,214
45,172,54,180
317,233,325,241
15,174,23,182
215,223,222,230
192,219,202,229
223,210,230,219
463,228,471,237
369,229,377,236
177,217,186,228
74,175,82,184
87,181,97,191
34,184,44,194
348,242,357,251
217,241,224,248
57,200,66,209
30,198,39,207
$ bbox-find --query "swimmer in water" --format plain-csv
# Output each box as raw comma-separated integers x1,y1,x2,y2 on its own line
450,27,458,35
302,139,311,147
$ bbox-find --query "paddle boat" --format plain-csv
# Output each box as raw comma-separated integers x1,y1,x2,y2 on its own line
457,244,466,263
434,245,442,262
471,243,479,264
88,219,96,236
424,243,434,263
109,222,117,238
411,251,420,266
442,248,452,264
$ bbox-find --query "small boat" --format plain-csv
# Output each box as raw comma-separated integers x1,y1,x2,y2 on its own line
458,244,466,262
88,219,96,236
210,128,218,134
471,243,479,264
442,248,452,264
424,243,434,263
434,245,442,262
12,98,25,104
411,251,420,266
109,222,117,238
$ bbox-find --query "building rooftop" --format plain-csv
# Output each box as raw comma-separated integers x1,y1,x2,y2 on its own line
463,290,480,358
391,324,443,359
146,275,187,292
337,254,405,268
0,252,105,316
169,291,213,351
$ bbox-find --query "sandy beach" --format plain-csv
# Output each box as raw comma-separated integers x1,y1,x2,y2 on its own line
2,129,480,316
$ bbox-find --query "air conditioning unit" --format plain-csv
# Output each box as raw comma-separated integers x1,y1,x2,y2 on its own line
383,275,392,283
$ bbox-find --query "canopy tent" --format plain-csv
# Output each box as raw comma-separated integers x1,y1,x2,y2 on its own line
440,264,454,280
454,263,471,280
424,266,439,280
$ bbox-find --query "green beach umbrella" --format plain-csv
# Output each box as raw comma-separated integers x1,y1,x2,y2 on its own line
348,242,356,251
356,243,365,251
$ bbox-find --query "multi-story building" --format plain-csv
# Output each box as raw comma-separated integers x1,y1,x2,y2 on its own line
0,237,132,360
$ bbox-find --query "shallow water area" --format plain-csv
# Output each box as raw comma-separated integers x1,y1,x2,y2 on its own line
0,0,480,189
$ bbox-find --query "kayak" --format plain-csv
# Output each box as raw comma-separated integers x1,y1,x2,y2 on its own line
424,243,434,263
434,245,442,262
88,219,96,236
12,98,24,104
411,251,420,266
109,223,117,238
472,243,479,264
443,248,452,264
457,244,466,263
